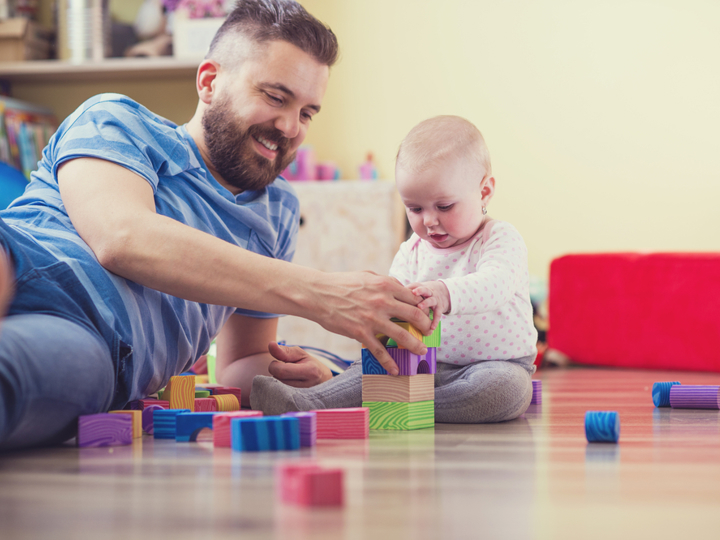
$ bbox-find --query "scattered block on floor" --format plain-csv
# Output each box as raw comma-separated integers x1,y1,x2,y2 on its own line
231,416,300,452
361,348,437,376
129,399,170,410
531,380,542,405
176,412,218,442
313,407,369,439
211,393,240,412
141,404,165,434
78,413,132,448
276,462,344,507
652,381,681,407
109,410,142,438
153,409,191,439
164,375,196,411
361,374,434,403
195,390,211,398
363,400,434,430
585,411,620,443
213,387,242,405
669,385,720,410
281,411,317,447
194,398,218,412
213,410,263,448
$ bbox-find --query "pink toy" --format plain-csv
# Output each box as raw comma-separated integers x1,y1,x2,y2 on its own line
313,407,369,439
276,462,344,507
282,146,316,181
212,410,264,448
358,152,378,180
316,161,339,180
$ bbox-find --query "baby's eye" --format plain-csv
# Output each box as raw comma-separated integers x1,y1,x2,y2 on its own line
437,204,454,211
407,207,422,214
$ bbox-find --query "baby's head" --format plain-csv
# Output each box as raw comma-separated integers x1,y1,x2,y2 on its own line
395,116,495,249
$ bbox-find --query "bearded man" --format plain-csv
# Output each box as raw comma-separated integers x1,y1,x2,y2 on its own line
0,0,429,450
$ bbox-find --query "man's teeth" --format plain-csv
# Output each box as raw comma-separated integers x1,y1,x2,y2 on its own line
256,136,278,151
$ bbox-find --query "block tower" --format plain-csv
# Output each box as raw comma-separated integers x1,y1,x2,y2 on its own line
361,318,441,430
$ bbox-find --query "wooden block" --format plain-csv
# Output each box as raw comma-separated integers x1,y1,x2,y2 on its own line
362,374,434,403
211,393,240,412
281,411,317,447
361,348,437,375
213,386,242,405
213,410,263,448
78,413,132,448
231,417,300,451
194,397,218,412
153,409,191,439
363,400,435,430
277,462,344,506
128,398,170,410
377,318,442,348
194,390,211,398
165,375,195,411
313,407,369,439
141,404,165,434
109,410,142,438
176,412,218,442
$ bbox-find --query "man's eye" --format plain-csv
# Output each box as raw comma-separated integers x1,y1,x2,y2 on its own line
266,93,282,104
301,111,313,122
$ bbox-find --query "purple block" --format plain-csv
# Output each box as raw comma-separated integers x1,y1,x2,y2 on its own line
669,385,720,409
386,347,437,375
282,411,317,447
531,380,542,405
142,404,165,434
78,413,132,448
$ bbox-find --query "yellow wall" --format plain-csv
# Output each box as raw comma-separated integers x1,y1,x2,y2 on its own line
300,0,720,277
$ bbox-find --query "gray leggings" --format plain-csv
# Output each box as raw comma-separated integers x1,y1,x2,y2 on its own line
250,355,536,424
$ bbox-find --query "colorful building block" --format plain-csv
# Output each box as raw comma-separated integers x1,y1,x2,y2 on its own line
211,393,240,412
531,380,542,405
669,385,720,409
141,404,165,434
164,375,196,411
281,411,317,447
652,381,681,407
363,400,434,430
361,374,434,403
361,348,437,375
213,410,263,448
176,412,218,442
213,386,242,405
276,462,344,507
313,407,369,439
78,413,132,448
385,318,442,348
194,398,218,412
585,411,620,443
231,417,300,452
195,390,211,398
128,398,170,410
153,409,191,439
109,410,142,438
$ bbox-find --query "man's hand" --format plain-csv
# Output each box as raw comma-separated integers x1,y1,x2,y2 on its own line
267,342,333,388
307,271,431,376
408,280,451,333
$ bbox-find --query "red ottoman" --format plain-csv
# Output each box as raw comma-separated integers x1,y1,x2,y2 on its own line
548,253,720,372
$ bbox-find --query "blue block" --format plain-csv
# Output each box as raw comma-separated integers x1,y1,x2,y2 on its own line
176,412,218,442
585,411,620,443
652,381,681,407
361,348,387,375
153,409,191,439
230,416,301,452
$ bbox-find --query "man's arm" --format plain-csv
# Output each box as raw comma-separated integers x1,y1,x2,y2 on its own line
58,157,430,372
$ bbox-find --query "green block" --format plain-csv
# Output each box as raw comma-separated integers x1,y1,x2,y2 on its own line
364,400,435,430
423,320,442,347
195,390,210,398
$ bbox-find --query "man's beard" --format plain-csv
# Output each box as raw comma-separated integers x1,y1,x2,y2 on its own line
202,98,295,192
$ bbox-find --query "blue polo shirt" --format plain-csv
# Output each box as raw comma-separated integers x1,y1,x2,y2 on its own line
0,94,299,406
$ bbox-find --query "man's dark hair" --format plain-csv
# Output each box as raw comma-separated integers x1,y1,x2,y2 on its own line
208,0,339,67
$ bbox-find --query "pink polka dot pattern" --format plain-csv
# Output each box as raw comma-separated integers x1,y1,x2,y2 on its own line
387,220,537,366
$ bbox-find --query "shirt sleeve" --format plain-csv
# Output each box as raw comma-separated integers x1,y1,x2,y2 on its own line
389,235,417,286
439,222,528,316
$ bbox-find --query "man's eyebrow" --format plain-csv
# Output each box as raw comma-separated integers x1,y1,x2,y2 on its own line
258,82,321,113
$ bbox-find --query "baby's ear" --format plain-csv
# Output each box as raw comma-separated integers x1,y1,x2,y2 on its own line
481,175,496,201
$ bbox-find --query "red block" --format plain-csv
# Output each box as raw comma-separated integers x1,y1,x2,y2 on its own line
548,253,720,372
313,407,369,439
130,399,170,410
194,398,218,412
212,410,263,448
213,387,242,404
276,462,343,507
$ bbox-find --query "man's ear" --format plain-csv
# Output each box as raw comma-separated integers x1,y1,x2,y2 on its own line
197,60,220,105
481,175,496,204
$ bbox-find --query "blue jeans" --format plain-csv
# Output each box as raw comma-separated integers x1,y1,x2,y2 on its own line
0,314,115,449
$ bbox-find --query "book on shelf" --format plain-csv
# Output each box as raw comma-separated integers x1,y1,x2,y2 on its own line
0,96,57,180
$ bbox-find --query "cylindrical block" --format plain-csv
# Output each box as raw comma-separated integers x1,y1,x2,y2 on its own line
652,381,681,407
669,385,720,409
531,380,542,404
585,411,620,443
141,404,165,434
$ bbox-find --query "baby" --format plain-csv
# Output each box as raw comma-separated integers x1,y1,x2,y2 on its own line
252,115,537,423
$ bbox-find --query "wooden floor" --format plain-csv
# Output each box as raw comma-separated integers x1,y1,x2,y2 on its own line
2,366,720,540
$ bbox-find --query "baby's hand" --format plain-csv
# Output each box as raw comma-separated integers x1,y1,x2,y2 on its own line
408,280,451,333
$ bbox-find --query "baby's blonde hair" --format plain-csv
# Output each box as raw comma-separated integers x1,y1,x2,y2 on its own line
396,115,491,176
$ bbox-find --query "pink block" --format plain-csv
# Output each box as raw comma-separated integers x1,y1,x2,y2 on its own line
276,462,344,506
313,407,369,439
214,387,242,404
194,398,218,412
129,399,170,410
212,410,264,448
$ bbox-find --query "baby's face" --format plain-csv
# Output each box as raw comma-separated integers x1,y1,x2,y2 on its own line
396,156,492,249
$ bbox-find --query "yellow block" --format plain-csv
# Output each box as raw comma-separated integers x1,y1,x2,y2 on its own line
364,320,424,349
109,410,142,438
211,394,240,412
165,375,196,412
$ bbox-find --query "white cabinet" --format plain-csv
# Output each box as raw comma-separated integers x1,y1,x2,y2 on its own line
277,180,407,361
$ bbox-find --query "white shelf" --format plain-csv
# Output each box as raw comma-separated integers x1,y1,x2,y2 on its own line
0,57,199,83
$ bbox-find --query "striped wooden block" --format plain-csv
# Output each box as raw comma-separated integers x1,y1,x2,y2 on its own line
361,348,437,375
214,387,242,405
141,404,165,434
386,319,442,348
276,462,344,507
211,393,240,412
78,413,132,447
231,416,300,451
281,411,317,447
176,412,218,442
363,400,435,430
313,408,369,439
128,399,170,410
194,398,218,412
213,410,263,448
194,390,211,398
153,409,191,439
165,375,196,411
670,385,720,409
362,374,434,403
109,410,142,438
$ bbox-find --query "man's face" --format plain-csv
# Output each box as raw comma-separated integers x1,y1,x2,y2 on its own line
202,40,329,192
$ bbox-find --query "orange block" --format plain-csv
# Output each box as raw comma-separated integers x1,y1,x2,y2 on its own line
109,410,142,438
165,375,195,411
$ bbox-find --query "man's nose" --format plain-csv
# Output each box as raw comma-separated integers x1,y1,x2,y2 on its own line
274,111,301,140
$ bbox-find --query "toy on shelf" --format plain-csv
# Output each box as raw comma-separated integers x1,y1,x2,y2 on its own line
281,145,316,181
77,413,133,448
358,152,378,180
